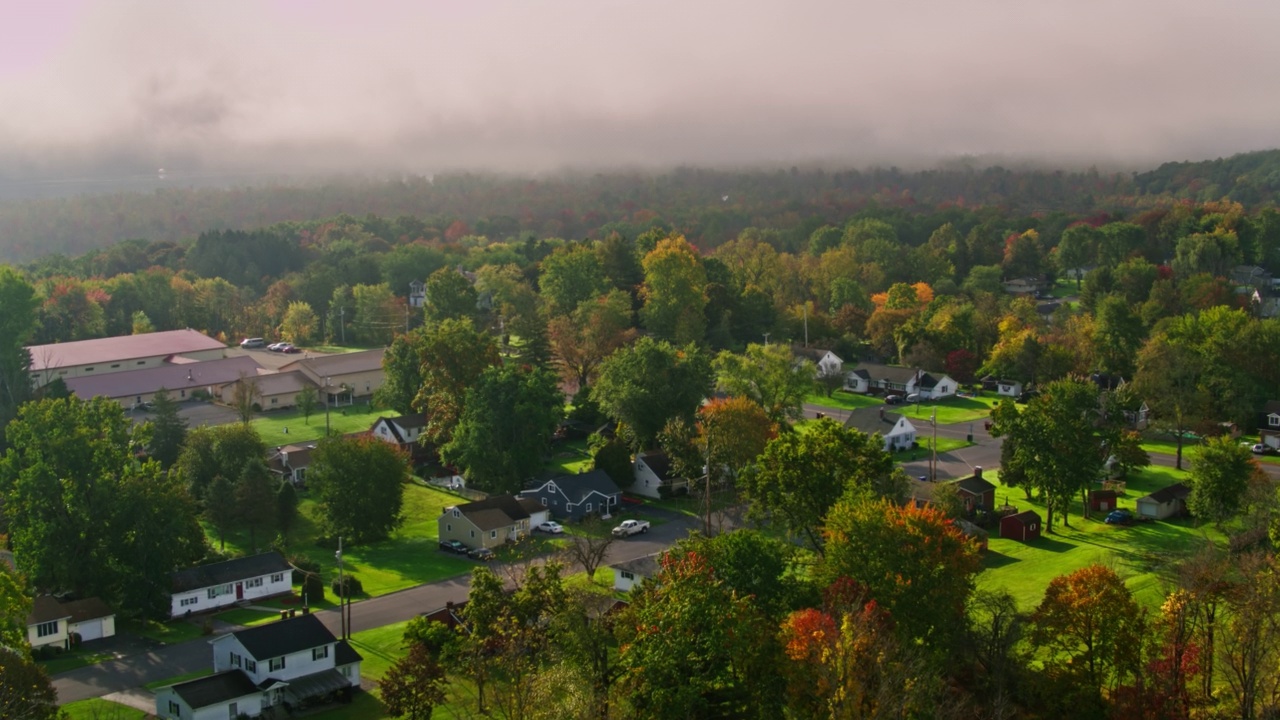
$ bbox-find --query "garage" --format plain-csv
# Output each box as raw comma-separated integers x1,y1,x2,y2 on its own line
74,618,104,641
63,597,116,644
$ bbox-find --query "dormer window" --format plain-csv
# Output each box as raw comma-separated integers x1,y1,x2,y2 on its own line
1269,414,1280,428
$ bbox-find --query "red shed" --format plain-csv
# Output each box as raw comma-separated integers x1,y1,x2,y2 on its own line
1089,489,1119,513
1000,510,1042,542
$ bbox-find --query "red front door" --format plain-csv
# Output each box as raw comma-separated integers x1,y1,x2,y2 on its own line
236,582,244,600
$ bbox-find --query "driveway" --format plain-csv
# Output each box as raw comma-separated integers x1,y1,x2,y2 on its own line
129,401,239,428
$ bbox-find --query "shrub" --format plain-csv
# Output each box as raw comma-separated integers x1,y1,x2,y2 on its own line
302,573,326,604
290,555,321,584
201,618,214,636
331,575,364,598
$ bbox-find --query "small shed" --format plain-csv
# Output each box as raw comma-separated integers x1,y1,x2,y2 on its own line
1136,482,1191,520
1000,510,1042,542
1089,489,1119,513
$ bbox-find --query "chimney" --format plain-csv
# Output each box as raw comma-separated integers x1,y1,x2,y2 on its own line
974,466,983,479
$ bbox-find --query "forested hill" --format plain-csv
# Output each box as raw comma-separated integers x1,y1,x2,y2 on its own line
0,150,1277,263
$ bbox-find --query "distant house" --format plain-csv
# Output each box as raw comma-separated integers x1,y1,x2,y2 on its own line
267,443,317,486
438,495,546,550
221,370,317,411
1089,489,1120,513
1001,278,1045,296
370,414,427,449
279,349,387,405
1136,482,1191,520
66,355,264,406
1258,401,1280,450
1000,510,1042,542
155,613,362,719
792,346,844,378
612,554,662,593
408,280,426,308
631,451,688,499
843,407,917,452
1230,265,1272,289
521,470,622,521
28,596,117,651
170,552,293,618
843,363,957,400
421,601,468,629
27,328,227,388
951,469,996,513
994,379,1024,398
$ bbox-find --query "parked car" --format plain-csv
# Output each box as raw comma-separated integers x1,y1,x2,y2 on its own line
905,393,920,403
281,344,301,354
468,547,495,561
536,521,564,534
1104,509,1134,525
131,401,154,412
1249,443,1267,455
268,342,288,352
884,394,903,405
240,337,265,348
439,539,468,554
612,519,650,537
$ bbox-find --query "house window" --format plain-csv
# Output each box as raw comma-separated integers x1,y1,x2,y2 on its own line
540,498,547,506
270,657,286,671
246,577,262,588
586,503,593,512
228,703,237,719
1270,415,1280,428
169,701,181,715
621,571,635,580
453,509,460,518
181,596,199,607
490,530,497,539
313,645,329,661
341,666,351,678
939,385,948,393
270,398,278,405
84,367,95,372
180,389,186,398
136,396,143,403
111,363,120,368
231,652,242,668
36,621,58,637
137,360,146,365
270,573,284,583
446,523,452,532
245,659,256,673
469,530,475,538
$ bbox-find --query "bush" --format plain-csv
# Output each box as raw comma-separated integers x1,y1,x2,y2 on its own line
302,573,326,604
331,575,364,598
201,618,214,636
290,555,321,584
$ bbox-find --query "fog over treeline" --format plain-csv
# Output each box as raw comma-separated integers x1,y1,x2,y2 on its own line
3,0,1280,188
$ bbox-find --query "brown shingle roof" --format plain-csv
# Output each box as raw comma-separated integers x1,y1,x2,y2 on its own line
28,329,225,371
65,355,263,400
453,495,532,531
62,597,114,623
280,348,386,377
27,596,71,625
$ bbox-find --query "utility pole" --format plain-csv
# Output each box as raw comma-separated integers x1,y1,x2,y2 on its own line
762,332,770,346
930,408,939,482
335,536,346,639
803,304,809,347
704,429,713,537
339,307,346,345
324,377,331,436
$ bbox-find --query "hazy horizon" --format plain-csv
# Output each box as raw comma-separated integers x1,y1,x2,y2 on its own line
4,0,1279,182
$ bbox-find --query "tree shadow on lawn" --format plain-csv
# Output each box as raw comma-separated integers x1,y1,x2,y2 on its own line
1024,535,1074,553
981,550,1021,569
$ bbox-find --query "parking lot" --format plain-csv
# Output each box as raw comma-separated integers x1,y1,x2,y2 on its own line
130,400,240,429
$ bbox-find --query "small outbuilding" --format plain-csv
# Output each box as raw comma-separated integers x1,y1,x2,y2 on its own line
1136,482,1191,520
951,468,996,513
1089,489,1119,513
1000,510,1042,542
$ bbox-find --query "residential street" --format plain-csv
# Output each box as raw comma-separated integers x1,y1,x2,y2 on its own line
53,506,703,704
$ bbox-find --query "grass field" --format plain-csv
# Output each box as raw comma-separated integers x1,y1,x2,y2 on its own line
349,620,411,682
895,436,974,462
251,403,390,447
62,699,149,719
807,391,1000,425
144,668,214,690
122,617,206,646
977,465,1226,611
805,390,882,411
207,483,477,599
545,439,592,475
216,607,284,627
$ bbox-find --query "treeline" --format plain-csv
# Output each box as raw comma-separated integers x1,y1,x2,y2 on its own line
4,148,1280,263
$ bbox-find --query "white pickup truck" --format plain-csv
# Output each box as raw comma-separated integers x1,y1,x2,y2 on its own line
611,519,650,537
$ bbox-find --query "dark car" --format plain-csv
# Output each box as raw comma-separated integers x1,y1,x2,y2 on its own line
439,539,468,554
884,394,904,405
281,344,302,354
468,547,495,562
1104,509,1134,525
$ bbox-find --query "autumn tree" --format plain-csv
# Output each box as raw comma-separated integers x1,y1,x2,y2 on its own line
822,495,980,650
380,642,448,720
1220,552,1280,720
590,337,713,449
714,342,816,424
742,418,897,553
547,289,636,389
640,235,708,344
1132,333,1210,470
0,647,60,720
279,300,319,344
423,266,479,324
1188,436,1256,527
309,435,408,543
1031,565,1146,710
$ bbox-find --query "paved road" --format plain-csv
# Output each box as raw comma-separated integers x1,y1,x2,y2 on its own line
54,507,704,704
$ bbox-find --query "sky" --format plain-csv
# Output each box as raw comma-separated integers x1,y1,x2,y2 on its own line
2,0,1280,178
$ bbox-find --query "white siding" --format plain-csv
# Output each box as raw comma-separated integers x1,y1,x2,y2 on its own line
216,635,339,684
630,457,664,499
27,618,69,650
614,569,645,593
171,571,292,618
154,686,261,720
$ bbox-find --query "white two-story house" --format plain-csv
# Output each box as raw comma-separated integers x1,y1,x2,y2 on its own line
155,613,362,719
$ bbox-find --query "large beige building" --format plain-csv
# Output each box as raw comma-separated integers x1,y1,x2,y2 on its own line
279,349,386,405
27,329,226,387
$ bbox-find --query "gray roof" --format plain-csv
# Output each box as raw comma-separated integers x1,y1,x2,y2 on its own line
168,670,260,709
231,613,339,661
171,552,291,593
452,495,532,532
849,363,947,389
613,553,662,578
1140,482,1191,505
280,348,386,377
953,475,997,497
65,355,263,400
843,407,907,436
28,329,225,372
62,597,114,623
527,469,621,505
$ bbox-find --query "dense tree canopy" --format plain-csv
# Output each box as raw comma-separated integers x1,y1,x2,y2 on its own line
309,435,408,544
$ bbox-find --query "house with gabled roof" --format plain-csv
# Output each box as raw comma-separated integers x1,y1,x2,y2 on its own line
950,469,996,513
631,451,688,499
267,443,318,486
612,554,662,593
1136,482,1191,520
844,407,917,452
844,363,957,400
28,596,116,649
1258,401,1280,450
279,348,387,405
792,346,844,379
170,552,293,618
370,414,427,449
521,470,622,521
438,495,547,550
155,613,361,719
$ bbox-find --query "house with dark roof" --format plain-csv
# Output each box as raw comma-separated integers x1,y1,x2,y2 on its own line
370,414,427,450
267,443,318,486
521,469,622,521
843,363,957,400
631,451,688,499
155,613,362,719
950,469,996,513
612,554,662,593
27,595,118,650
170,552,293,618
1000,510,1042,542
27,328,227,388
438,495,548,551
843,407,917,452
1136,482,1191,520
64,355,264,407
1258,401,1280,450
279,348,387,405
792,346,844,379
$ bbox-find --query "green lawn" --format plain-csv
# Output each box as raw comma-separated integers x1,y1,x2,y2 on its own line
122,617,207,646
349,620,411,682
61,699,149,718
145,668,214,691
977,465,1226,611
206,483,477,599
306,690,389,719
804,390,882,411
545,439,592,476
251,402,390,447
807,391,1000,425
216,607,284,627
39,649,116,675
894,436,974,462
1142,436,1280,466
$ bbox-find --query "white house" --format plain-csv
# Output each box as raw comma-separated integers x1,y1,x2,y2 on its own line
267,443,316,486
995,379,1024,397
843,407,917,451
170,552,293,618
631,451,688,500
155,613,362,719
408,280,426,308
26,596,117,650
370,414,427,448
612,554,662,593
793,346,844,378
843,363,957,400
26,596,70,651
